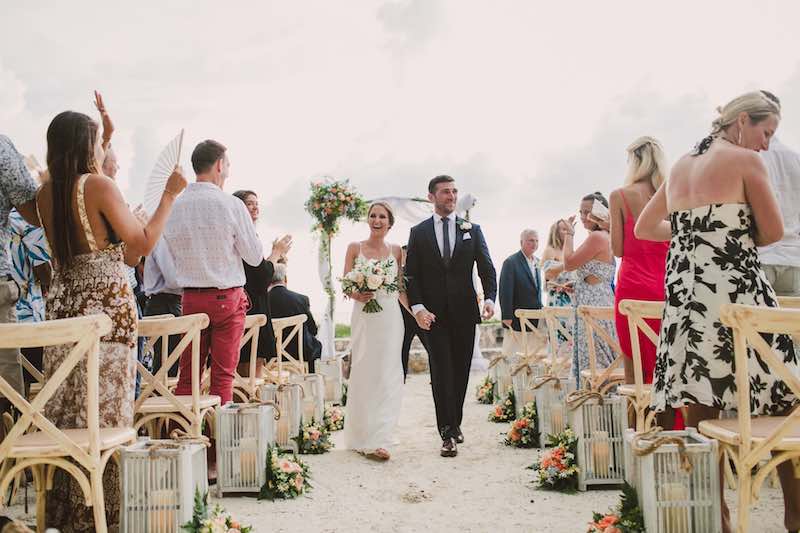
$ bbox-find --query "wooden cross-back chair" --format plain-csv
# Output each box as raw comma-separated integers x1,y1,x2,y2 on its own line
616,299,664,432
266,314,308,385
231,314,268,401
698,304,800,533
543,306,575,373
577,306,626,394
0,314,136,533
513,308,549,362
135,313,220,438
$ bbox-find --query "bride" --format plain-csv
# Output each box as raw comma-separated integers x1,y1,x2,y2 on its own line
342,202,406,461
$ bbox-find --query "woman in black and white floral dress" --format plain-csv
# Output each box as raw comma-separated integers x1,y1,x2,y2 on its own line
637,90,799,533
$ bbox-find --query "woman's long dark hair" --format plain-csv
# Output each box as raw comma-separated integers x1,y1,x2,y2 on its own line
46,111,99,267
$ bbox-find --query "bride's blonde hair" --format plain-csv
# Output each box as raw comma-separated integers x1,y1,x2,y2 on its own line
625,136,667,190
368,201,395,228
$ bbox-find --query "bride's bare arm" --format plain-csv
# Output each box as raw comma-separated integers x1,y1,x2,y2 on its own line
394,244,411,312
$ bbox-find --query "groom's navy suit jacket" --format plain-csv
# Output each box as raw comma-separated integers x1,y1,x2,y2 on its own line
405,216,497,325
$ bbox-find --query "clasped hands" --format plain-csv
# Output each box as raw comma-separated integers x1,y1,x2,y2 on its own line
414,301,494,331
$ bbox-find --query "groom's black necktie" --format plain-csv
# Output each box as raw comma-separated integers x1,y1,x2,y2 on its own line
441,216,451,266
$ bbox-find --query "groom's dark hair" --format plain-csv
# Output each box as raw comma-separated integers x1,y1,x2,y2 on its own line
428,175,455,193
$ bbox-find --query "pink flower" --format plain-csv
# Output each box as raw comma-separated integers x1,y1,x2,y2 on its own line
278,459,294,473
294,473,304,491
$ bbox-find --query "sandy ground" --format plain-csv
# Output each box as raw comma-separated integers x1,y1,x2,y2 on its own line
6,372,789,532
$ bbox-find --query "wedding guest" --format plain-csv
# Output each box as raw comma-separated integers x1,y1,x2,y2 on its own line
636,90,798,532
542,221,574,307
233,189,289,377
561,192,617,385
268,263,322,372
143,237,183,375
37,95,186,531
758,133,800,296
609,137,669,386
0,135,39,414
400,245,430,380
8,207,51,390
164,140,290,404
499,229,543,358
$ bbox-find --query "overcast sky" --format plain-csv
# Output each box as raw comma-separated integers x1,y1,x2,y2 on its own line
3,1,800,321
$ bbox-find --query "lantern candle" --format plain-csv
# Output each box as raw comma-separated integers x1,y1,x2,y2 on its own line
239,437,259,485
149,489,176,532
662,482,689,533
592,430,611,475
551,404,564,434
303,400,316,424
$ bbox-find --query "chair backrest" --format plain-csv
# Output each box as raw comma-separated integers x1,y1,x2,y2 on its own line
778,296,800,309
271,314,308,382
513,309,549,361
235,314,268,395
720,304,800,471
577,306,626,388
0,314,111,468
617,299,665,396
136,314,210,433
543,306,574,362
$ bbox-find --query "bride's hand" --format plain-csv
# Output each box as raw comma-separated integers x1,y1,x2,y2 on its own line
351,291,374,303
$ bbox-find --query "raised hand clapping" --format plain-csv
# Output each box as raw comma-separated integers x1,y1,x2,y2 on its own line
93,91,114,149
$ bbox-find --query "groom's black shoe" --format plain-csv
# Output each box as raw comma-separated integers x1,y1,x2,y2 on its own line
455,428,464,444
440,438,457,457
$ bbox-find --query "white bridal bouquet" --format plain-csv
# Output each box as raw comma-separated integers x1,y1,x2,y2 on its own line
341,256,400,313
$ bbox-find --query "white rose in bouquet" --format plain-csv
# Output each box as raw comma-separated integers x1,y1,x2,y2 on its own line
366,274,383,291
354,272,365,285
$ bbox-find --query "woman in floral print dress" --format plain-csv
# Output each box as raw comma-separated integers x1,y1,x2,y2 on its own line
636,90,799,533
35,96,186,532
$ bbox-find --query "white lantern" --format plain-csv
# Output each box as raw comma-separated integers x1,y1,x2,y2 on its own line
120,438,207,533
318,357,344,404
567,393,626,491
260,383,302,452
215,402,277,496
533,376,576,439
289,373,325,425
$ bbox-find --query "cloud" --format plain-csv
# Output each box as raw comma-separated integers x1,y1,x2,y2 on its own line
0,62,26,122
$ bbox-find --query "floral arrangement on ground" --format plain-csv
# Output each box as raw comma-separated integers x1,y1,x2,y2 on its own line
476,375,495,404
324,405,345,431
530,427,579,492
182,488,252,532
304,178,367,235
293,419,334,454
504,401,539,448
488,388,515,423
587,482,645,533
259,444,312,500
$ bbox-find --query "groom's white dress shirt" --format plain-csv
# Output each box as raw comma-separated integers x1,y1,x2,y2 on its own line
410,213,493,316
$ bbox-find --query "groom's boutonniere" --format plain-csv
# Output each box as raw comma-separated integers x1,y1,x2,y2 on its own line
459,220,472,231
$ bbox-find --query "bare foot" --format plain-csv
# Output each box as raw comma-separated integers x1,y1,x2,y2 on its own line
366,448,390,461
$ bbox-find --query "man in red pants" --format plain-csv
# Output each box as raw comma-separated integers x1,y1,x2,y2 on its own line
163,139,290,404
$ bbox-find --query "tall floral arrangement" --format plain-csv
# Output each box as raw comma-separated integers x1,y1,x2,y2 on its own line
476,376,495,404
488,388,516,423
504,401,540,448
588,483,645,533
259,444,312,500
304,178,368,358
182,489,252,532
530,428,579,492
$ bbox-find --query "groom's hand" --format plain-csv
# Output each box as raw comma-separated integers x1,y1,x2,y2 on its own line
415,309,435,331
482,301,495,320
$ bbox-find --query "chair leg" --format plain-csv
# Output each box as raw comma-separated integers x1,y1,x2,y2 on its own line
724,449,737,490
737,464,752,533
32,464,46,533
90,468,108,533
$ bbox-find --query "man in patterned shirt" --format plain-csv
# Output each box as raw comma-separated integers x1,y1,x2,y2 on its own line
0,135,39,403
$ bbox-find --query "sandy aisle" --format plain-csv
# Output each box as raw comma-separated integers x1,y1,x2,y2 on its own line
4,372,786,531
218,373,787,533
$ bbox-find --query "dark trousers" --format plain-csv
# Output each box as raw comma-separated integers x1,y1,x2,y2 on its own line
425,319,476,439
143,292,183,377
401,304,431,381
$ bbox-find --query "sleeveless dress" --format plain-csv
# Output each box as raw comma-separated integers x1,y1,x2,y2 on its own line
39,174,137,532
343,248,404,452
572,259,617,385
543,258,576,343
614,192,669,383
651,203,797,415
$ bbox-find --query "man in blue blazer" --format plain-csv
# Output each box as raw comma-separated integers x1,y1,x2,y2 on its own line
499,230,542,357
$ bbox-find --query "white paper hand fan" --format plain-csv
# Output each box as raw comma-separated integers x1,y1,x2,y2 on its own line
143,129,184,214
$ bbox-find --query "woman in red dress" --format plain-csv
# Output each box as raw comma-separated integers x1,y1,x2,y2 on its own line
609,136,669,386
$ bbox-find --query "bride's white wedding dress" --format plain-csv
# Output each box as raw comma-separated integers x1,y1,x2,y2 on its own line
344,251,405,453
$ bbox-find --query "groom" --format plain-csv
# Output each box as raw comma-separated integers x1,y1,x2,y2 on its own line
405,175,497,457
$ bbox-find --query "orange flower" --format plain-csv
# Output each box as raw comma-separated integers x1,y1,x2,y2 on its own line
494,406,503,416
509,429,521,441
